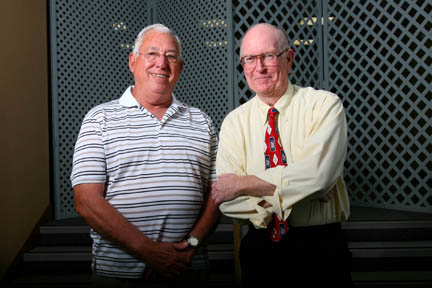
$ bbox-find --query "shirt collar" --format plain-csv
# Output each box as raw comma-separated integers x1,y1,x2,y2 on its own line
119,86,139,107
118,86,185,110
255,81,295,125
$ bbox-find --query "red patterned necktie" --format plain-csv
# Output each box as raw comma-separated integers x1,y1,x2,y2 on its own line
264,107,289,242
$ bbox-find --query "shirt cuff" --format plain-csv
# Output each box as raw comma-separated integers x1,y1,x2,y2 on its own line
255,166,289,220
248,197,273,228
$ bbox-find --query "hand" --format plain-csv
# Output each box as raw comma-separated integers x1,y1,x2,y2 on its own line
144,241,193,280
144,241,190,278
173,240,195,263
211,173,242,205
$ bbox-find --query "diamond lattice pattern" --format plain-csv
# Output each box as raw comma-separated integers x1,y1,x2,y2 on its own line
326,0,431,212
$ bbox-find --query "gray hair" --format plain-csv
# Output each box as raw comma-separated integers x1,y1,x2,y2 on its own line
240,23,289,56
132,23,182,58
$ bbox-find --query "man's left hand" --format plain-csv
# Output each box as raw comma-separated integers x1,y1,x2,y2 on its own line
211,173,242,205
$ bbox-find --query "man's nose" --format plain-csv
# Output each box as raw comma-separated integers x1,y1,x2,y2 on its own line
155,54,169,68
254,57,265,72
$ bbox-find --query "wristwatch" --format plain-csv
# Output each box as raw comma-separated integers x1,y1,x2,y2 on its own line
186,235,200,248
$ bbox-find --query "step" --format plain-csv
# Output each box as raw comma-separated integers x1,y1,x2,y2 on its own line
24,243,235,263
25,218,235,263
37,216,235,246
23,246,91,262
342,220,432,241
352,271,432,288
349,240,432,258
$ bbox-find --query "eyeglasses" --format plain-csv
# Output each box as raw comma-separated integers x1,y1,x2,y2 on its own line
138,52,180,64
240,49,288,70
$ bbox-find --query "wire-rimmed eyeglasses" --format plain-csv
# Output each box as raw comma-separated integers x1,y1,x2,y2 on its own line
240,49,288,70
138,52,180,64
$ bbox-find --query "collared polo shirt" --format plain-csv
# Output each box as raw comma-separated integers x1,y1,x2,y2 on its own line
71,86,217,278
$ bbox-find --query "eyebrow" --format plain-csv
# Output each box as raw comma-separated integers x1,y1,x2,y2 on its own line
243,50,279,56
146,46,178,53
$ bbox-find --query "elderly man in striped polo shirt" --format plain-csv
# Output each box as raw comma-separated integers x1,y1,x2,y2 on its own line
71,24,220,287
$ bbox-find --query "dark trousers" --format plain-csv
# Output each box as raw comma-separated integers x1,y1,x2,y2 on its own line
239,222,353,287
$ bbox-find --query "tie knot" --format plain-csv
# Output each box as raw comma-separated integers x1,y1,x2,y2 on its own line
268,107,278,118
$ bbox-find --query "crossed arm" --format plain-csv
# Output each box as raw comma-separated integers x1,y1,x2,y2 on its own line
212,174,275,207
74,182,220,278
211,173,334,207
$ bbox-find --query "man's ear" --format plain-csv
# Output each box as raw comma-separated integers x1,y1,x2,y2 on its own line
128,52,136,73
286,48,295,74
286,48,295,63
178,59,184,74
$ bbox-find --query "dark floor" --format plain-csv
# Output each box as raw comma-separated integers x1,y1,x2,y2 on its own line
2,206,432,287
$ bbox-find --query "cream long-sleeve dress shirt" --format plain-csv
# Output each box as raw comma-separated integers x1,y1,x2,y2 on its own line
217,82,350,228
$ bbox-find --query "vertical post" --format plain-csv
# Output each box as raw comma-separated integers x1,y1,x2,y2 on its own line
48,0,61,219
226,0,241,285
233,220,242,287
227,0,235,113
320,0,330,90
148,0,155,23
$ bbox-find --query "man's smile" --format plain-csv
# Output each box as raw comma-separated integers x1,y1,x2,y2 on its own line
150,73,169,78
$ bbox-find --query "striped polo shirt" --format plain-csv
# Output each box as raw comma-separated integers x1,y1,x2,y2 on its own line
71,86,218,278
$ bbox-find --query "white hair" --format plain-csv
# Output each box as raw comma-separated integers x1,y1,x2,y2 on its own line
132,23,182,58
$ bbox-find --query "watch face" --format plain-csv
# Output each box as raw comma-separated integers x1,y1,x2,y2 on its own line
188,236,199,247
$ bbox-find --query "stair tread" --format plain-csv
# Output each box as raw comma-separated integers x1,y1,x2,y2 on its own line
27,246,91,253
349,241,432,248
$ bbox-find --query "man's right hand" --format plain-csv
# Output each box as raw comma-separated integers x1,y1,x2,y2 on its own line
144,241,190,278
